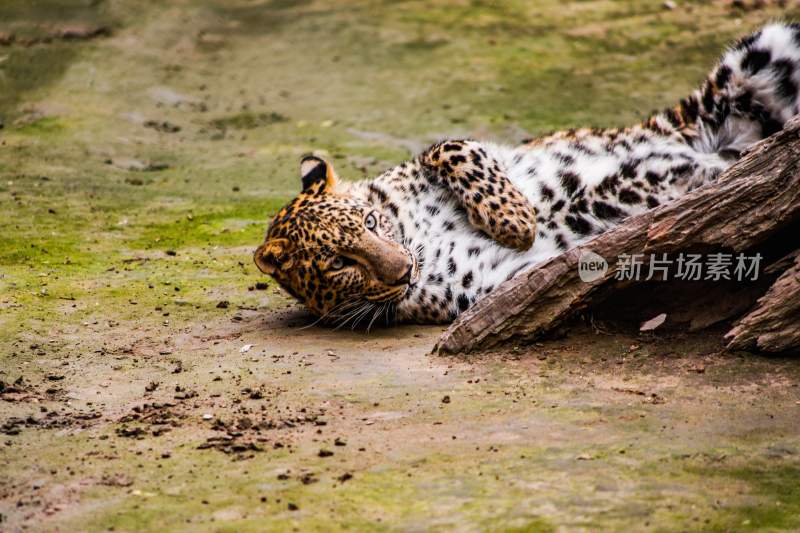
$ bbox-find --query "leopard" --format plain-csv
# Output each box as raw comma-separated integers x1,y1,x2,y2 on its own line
255,22,800,327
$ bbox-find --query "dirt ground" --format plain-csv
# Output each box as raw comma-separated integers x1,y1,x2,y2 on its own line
2,1,800,531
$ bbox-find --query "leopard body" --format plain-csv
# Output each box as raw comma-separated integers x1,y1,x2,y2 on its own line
256,23,800,325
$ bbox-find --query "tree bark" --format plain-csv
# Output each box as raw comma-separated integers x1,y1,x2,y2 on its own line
435,116,800,355
725,254,800,353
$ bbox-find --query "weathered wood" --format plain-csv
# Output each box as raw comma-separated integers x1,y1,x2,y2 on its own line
435,117,800,355
725,254,800,353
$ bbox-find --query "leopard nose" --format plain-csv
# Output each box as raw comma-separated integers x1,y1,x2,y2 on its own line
395,264,413,286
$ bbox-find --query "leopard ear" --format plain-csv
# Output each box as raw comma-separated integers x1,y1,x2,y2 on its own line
254,238,294,275
300,155,338,194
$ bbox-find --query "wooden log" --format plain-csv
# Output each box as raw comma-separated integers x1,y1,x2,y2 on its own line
435,117,800,355
725,254,800,353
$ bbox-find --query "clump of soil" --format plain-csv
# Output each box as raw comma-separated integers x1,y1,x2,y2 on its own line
0,377,35,402
198,407,328,459
208,111,287,133
1,375,66,403
2,410,101,436
116,402,184,439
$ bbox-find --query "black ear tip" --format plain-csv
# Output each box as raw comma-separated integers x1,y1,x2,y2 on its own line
300,155,329,191
300,155,326,176
301,154,323,165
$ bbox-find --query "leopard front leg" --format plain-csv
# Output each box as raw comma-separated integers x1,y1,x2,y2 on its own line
420,140,537,251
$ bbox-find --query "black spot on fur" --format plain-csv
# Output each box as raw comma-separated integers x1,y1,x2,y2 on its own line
741,48,770,74
427,273,444,285
559,171,580,197
468,170,485,182
368,183,388,203
715,65,732,88
597,174,620,195
462,271,473,289
619,188,642,205
671,163,693,177
702,83,715,113
620,160,638,179
761,116,783,138
664,107,681,127
773,59,798,101
681,96,699,123
558,152,575,165
447,258,457,276
734,91,753,114
592,201,623,220
644,171,662,186
565,215,592,236
457,293,470,311
568,197,589,214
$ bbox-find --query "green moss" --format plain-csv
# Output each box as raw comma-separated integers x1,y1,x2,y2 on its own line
502,521,556,533
693,463,800,531
0,0,110,25
394,38,450,52
130,197,286,251
0,0,118,118
12,116,67,134
0,45,79,118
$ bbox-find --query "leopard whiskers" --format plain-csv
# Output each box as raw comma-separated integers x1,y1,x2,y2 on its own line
366,302,387,332
300,298,361,330
401,239,425,273
332,301,371,331
350,302,378,330
412,242,426,271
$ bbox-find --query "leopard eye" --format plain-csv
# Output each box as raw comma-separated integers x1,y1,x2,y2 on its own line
364,212,377,231
330,256,345,270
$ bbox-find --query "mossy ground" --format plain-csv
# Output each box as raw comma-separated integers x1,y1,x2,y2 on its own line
1,1,800,531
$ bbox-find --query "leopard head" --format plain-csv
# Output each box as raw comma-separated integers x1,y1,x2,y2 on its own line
254,156,418,323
